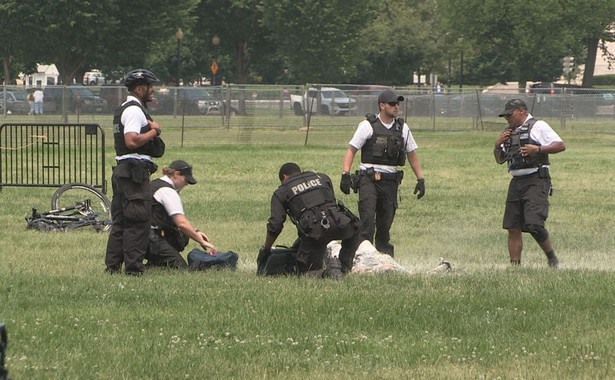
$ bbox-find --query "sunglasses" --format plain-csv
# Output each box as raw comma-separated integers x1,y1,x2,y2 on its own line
387,101,400,107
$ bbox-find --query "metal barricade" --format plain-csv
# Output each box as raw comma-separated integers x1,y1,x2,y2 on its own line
0,123,106,193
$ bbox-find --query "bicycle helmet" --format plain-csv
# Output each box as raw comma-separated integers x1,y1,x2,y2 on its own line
123,69,160,90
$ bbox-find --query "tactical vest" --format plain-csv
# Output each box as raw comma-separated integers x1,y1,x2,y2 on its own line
284,171,335,222
150,178,188,251
113,100,165,157
361,114,406,166
504,118,550,170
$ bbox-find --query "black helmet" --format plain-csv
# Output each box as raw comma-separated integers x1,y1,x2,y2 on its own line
124,69,160,89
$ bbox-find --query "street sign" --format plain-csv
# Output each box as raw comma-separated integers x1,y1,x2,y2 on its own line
211,61,219,75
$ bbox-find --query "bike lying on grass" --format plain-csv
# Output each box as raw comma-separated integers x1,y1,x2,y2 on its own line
25,183,112,232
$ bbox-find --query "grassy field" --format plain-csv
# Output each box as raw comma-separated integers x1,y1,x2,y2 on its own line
1,127,615,379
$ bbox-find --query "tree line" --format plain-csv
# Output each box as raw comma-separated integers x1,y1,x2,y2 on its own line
1,0,614,88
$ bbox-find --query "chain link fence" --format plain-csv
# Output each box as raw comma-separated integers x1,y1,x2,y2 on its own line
2,84,614,148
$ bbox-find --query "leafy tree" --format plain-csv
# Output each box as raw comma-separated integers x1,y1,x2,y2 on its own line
7,0,198,86
352,0,447,86
0,1,39,84
562,0,615,86
194,0,275,84
439,0,615,88
262,0,376,84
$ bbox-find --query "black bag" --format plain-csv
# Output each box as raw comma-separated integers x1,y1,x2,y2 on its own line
187,248,239,271
258,245,298,276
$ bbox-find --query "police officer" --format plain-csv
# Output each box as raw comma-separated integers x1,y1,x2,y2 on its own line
259,162,362,278
105,69,165,275
340,89,425,257
494,99,566,267
145,160,215,269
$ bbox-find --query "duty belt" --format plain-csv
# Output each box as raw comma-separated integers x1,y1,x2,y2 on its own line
360,169,403,182
116,158,158,174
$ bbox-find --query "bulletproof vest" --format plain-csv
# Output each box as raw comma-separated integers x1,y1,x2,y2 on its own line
150,179,177,232
361,114,406,166
504,118,550,170
284,171,335,221
113,100,164,157
150,178,187,251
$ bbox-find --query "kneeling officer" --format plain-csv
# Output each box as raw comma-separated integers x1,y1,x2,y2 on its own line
259,162,362,278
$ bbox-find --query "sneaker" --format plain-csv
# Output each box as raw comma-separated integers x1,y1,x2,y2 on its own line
322,257,344,280
548,256,559,268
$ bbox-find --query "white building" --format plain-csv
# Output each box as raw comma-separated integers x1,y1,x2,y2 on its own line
21,64,59,87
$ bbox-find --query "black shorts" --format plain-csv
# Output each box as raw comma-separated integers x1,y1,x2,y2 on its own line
503,173,551,230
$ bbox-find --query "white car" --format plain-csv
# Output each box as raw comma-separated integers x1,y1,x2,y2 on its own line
83,71,106,85
291,87,357,116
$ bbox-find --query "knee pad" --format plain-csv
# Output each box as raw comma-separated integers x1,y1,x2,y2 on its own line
527,224,549,243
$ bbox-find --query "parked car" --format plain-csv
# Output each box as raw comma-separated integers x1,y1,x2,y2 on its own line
43,85,108,113
0,91,31,114
83,71,106,85
290,87,357,116
156,87,220,115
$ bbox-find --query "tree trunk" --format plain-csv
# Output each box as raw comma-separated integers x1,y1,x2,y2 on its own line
582,37,598,87
3,56,12,85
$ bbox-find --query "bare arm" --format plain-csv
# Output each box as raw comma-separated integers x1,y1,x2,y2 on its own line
494,130,511,164
172,213,215,251
342,146,358,172
520,141,566,156
124,120,160,150
407,150,423,179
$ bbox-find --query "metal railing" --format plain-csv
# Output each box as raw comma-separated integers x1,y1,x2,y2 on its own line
0,123,106,192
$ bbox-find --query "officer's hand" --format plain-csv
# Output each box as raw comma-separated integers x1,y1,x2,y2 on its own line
413,178,425,199
257,245,271,274
340,172,351,194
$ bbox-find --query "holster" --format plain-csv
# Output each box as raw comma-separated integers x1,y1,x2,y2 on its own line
350,171,359,193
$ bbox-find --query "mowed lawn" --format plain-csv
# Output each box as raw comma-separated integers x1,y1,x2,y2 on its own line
1,127,614,379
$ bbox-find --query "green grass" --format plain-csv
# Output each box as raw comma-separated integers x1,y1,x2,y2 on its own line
1,129,615,379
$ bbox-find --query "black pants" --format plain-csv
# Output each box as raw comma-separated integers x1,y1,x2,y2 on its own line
358,175,399,256
105,160,152,275
296,216,361,274
145,231,188,269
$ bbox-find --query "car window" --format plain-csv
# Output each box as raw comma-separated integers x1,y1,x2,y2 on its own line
322,90,347,99
182,88,211,99
13,92,27,101
72,87,95,97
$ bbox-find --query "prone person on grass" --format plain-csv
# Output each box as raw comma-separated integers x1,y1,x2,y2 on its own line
145,160,216,269
259,162,362,279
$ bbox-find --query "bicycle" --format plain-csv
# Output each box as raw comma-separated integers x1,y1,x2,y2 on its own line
50,183,112,230
26,194,112,232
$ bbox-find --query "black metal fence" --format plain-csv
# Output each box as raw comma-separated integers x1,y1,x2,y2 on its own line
0,123,106,192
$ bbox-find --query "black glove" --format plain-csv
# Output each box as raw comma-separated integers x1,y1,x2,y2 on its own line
257,245,271,275
340,172,351,194
413,178,425,199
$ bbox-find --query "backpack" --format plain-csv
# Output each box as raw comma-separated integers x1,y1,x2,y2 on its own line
187,248,239,271
257,245,298,276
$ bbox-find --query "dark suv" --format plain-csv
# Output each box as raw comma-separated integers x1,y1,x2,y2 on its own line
43,85,107,113
156,87,220,115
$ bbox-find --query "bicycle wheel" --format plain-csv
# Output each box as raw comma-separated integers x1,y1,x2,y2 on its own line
51,183,112,231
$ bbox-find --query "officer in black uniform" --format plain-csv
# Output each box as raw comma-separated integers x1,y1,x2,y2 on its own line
494,99,566,267
105,69,165,275
259,162,362,278
340,89,425,257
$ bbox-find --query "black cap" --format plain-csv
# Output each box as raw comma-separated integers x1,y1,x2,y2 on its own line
169,160,196,184
498,99,528,117
378,89,404,104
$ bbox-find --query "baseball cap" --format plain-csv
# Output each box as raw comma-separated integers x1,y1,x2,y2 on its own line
498,99,528,117
169,160,196,184
378,89,404,104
